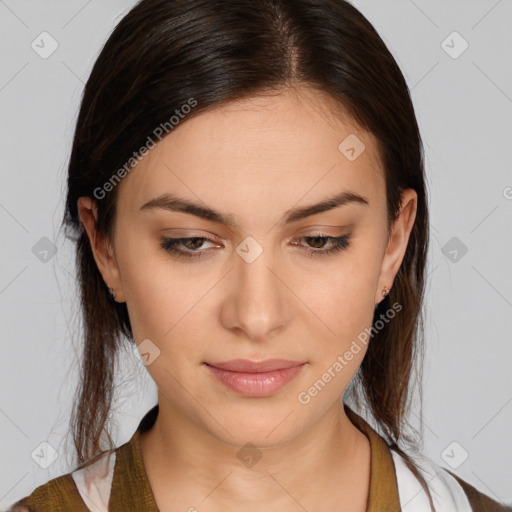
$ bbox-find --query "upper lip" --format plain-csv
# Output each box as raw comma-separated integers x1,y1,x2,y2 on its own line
206,359,306,373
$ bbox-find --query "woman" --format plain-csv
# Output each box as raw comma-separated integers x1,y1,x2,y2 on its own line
8,0,511,510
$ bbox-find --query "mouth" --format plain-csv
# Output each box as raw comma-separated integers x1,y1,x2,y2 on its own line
204,359,307,397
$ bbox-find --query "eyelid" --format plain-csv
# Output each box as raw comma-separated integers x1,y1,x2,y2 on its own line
289,228,350,242
294,224,351,234
162,230,222,242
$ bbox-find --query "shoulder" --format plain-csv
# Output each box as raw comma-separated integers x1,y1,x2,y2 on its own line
390,448,512,512
5,449,117,512
5,473,87,512
446,470,512,512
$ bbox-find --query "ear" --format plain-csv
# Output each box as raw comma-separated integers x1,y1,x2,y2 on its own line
77,196,125,303
375,189,417,305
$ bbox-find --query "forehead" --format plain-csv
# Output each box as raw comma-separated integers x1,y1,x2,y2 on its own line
116,87,385,221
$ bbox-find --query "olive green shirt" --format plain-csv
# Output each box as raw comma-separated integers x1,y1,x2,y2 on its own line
8,404,511,511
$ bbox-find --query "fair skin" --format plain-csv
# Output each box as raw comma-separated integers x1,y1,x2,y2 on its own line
78,86,417,512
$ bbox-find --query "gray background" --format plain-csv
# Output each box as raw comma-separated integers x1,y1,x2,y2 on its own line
0,0,511,508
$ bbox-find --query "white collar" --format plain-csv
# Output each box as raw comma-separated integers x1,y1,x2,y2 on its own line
391,449,472,511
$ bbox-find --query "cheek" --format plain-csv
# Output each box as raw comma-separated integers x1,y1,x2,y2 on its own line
115,234,177,340
293,263,379,405
123,264,193,342
119,240,217,356
299,249,382,346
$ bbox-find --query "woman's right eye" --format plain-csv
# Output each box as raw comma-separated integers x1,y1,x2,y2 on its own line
160,237,221,259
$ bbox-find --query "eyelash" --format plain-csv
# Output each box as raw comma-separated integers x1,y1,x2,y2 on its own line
160,234,351,259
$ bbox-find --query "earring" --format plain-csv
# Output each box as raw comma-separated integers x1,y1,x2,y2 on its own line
108,287,116,302
382,286,389,297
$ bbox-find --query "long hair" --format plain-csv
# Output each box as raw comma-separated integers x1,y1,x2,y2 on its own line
62,0,432,507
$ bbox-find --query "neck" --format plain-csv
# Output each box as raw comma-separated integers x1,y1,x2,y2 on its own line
139,397,371,511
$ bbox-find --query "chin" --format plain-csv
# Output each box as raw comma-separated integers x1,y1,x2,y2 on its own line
203,406,305,449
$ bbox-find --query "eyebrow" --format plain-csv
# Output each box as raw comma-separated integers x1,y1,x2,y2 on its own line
139,191,369,228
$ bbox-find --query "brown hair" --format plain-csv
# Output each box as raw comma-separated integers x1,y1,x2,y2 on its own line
62,0,432,507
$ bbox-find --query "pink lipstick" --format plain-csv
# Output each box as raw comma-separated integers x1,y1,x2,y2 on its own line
205,359,306,397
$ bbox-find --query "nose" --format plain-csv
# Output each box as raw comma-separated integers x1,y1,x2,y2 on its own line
220,242,290,343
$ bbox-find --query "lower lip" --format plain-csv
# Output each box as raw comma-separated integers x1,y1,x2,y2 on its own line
205,364,306,397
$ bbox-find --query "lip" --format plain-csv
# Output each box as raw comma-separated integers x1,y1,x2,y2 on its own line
205,359,307,397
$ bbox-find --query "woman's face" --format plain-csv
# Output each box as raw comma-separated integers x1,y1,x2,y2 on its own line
80,87,416,447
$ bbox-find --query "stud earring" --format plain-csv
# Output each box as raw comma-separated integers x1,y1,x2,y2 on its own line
108,287,116,301
382,286,389,297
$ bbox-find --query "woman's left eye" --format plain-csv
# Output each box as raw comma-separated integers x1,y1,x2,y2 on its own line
160,234,352,260
292,235,352,257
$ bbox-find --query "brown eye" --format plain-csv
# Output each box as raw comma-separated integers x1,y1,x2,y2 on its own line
182,237,207,250
306,236,330,249
160,237,220,259
293,235,352,257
